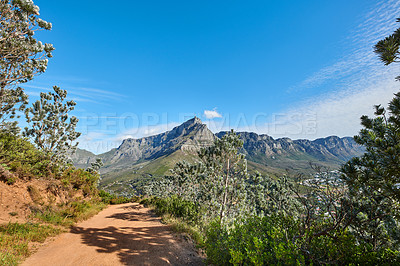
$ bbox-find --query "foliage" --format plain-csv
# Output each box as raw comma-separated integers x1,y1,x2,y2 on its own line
198,130,249,223
374,18,400,72
0,132,53,181
206,214,400,266
145,130,250,225
342,92,400,203
24,86,81,162
206,216,304,265
149,153,400,264
32,200,106,226
142,196,201,225
60,167,99,197
0,132,100,198
340,17,400,258
0,222,60,266
98,190,132,205
86,158,103,174
0,0,54,133
0,87,27,134
245,173,300,217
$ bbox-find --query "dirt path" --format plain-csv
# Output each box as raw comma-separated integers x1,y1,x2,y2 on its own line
21,203,204,266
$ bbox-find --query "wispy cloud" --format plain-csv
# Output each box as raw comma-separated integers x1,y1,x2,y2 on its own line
282,0,400,139
203,108,222,119
22,80,125,104
290,0,400,93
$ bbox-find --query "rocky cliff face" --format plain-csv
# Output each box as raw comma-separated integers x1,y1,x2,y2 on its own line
216,131,365,164
108,117,215,164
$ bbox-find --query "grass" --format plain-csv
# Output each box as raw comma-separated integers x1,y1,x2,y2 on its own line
0,223,61,266
32,200,107,226
160,213,205,248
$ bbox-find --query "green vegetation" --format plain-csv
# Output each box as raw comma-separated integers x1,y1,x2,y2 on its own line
0,0,54,134
98,190,135,205
145,130,400,264
0,223,61,266
31,200,106,226
23,86,81,162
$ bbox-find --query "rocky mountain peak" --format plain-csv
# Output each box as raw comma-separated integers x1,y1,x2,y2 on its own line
107,117,215,165
187,116,202,125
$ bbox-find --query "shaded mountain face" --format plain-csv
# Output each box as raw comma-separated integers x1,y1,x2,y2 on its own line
107,117,215,165
70,148,97,169
216,132,365,167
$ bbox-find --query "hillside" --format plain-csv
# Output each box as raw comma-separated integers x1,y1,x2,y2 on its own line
73,117,364,195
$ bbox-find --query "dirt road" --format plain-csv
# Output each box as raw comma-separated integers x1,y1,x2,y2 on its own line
21,203,204,266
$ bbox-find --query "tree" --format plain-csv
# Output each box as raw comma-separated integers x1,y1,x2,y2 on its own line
342,17,400,202
23,86,81,162
0,0,54,132
339,17,400,256
341,98,400,202
159,130,249,224
374,18,400,79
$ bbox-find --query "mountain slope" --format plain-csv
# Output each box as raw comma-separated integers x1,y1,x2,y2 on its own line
73,118,365,194
106,117,214,167
215,132,365,172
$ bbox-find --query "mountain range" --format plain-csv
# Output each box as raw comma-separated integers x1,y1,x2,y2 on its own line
72,117,365,194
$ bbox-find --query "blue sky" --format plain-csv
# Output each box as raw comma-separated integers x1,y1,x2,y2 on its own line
26,0,400,153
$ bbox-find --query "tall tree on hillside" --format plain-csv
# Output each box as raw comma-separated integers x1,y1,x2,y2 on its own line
23,86,81,162
342,17,400,210
198,130,249,223
163,130,249,224
0,0,54,132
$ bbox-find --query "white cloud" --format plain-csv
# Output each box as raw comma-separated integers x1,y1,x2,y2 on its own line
204,108,222,119
290,0,400,93
281,0,400,140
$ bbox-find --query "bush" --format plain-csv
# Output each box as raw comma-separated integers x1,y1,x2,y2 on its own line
98,190,132,205
60,167,99,197
0,133,100,198
0,223,60,265
0,133,54,180
142,196,201,225
32,200,106,226
205,214,400,265
206,215,304,265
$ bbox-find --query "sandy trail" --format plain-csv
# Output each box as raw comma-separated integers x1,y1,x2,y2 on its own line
21,203,204,266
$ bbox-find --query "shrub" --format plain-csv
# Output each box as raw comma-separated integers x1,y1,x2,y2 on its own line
0,223,60,265
206,215,304,265
98,190,132,204
143,196,201,225
0,133,54,180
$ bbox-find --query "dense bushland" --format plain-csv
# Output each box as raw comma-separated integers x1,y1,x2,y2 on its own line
98,190,135,205
0,133,100,195
145,129,400,265
142,18,400,265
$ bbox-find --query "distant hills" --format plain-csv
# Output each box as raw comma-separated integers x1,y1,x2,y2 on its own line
72,117,365,194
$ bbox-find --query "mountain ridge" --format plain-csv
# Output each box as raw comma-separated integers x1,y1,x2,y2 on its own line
72,117,365,193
